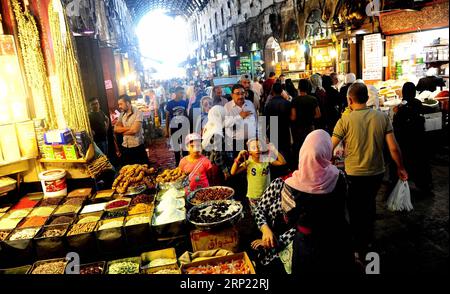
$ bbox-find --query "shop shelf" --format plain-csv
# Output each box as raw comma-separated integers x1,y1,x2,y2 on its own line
0,157,35,167
39,144,94,163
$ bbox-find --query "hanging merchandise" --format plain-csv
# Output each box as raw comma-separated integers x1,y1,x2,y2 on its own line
11,0,57,130
48,0,91,134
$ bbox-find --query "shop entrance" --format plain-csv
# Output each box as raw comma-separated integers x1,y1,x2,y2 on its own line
264,37,281,76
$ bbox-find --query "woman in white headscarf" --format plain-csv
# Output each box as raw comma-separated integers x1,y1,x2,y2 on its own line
201,105,233,184
339,73,357,111
366,85,380,110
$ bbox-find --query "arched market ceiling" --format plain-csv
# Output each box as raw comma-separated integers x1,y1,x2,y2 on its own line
125,0,210,20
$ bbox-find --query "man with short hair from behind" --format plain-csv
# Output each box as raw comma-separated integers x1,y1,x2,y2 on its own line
332,82,408,263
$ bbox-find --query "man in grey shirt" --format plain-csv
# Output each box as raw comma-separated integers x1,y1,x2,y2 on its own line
114,94,148,165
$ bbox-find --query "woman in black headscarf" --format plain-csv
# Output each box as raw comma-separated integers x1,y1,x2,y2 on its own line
392,82,433,196
321,75,342,134
285,79,298,100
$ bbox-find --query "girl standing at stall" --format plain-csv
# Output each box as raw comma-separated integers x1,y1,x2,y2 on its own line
179,133,213,193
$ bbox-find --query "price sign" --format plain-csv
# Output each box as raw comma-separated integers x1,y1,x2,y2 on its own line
363,34,383,81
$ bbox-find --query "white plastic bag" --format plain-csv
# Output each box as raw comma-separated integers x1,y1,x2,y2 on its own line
387,180,413,212
333,141,345,169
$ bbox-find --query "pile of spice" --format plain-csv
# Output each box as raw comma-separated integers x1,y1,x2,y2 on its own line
30,207,55,217
105,199,130,210
41,227,66,238
130,194,153,206
19,216,47,228
152,269,180,274
55,205,80,215
67,222,97,236
77,215,101,224
103,210,127,219
7,209,31,219
125,215,149,226
0,218,22,230
128,203,153,215
94,189,114,200
63,197,85,206
98,220,123,230
31,261,66,274
68,188,92,198
38,197,62,207
12,198,39,210
108,261,139,274
50,216,74,225
80,203,105,214
147,258,177,268
9,228,40,240
80,263,104,274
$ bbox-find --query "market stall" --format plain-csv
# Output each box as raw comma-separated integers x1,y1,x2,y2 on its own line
0,162,255,274
279,40,310,83
311,40,337,75
385,27,449,86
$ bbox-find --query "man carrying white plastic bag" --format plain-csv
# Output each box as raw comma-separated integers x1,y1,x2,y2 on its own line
387,180,413,212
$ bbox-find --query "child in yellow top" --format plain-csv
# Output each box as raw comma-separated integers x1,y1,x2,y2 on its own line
231,138,286,207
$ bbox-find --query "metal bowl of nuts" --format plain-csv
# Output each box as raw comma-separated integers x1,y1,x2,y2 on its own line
187,186,235,206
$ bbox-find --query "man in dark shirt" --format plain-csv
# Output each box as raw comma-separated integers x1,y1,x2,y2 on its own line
165,86,189,165
88,97,109,155
290,79,321,168
265,82,292,162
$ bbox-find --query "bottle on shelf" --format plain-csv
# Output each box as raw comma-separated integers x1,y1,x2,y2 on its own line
433,48,439,61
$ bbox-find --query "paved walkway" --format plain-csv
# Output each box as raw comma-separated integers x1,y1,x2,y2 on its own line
145,133,449,274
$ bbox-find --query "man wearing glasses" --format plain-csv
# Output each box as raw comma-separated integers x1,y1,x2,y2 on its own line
224,84,257,156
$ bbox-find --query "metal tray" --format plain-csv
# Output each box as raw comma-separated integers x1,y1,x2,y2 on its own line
157,176,189,191
187,186,235,206
78,261,106,274
106,257,140,274
124,184,147,196
29,257,68,274
187,200,243,230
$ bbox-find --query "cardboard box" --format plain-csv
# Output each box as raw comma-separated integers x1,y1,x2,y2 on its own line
63,145,79,160
190,227,239,252
52,145,65,160
181,252,256,274
42,145,55,160
44,129,73,145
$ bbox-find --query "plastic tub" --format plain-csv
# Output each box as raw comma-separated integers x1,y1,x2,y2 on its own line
38,169,67,197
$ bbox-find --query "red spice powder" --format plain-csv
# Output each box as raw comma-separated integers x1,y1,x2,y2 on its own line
12,198,39,210
105,200,129,210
